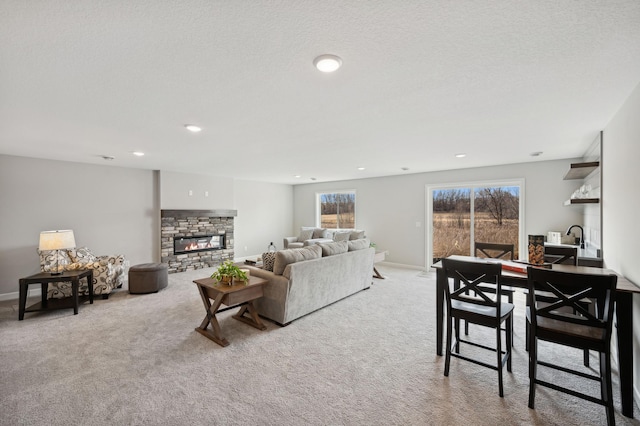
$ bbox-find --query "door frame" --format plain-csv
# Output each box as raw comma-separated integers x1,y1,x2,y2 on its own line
425,178,526,269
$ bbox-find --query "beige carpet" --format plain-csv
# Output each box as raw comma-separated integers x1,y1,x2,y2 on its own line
0,265,637,426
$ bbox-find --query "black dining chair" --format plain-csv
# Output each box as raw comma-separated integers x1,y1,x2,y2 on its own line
442,258,514,397
527,245,591,366
544,245,578,265
526,267,617,425
475,242,515,263
469,242,516,343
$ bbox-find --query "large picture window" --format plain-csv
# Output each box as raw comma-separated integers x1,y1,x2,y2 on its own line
317,191,356,229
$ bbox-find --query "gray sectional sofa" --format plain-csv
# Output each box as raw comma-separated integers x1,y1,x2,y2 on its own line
242,242,375,326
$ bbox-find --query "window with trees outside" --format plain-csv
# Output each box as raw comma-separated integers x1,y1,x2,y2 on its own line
317,191,356,229
427,181,523,266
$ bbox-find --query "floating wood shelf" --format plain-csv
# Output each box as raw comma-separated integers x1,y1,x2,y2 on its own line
563,198,600,206
563,161,600,180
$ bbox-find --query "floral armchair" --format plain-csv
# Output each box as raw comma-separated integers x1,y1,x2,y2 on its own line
38,247,126,299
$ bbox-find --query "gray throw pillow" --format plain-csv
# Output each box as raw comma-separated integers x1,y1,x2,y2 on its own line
348,238,370,251
297,229,314,242
333,231,351,242
274,245,322,275
318,241,348,256
312,228,327,239
262,252,276,271
349,230,365,240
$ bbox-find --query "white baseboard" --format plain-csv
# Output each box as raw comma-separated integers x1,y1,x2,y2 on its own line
0,288,42,302
377,260,425,271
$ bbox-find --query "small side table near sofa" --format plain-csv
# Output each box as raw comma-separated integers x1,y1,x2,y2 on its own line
19,270,94,320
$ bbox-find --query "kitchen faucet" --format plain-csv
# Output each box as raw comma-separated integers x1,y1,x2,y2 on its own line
566,225,585,249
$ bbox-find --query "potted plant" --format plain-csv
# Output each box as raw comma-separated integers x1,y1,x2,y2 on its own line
210,260,249,285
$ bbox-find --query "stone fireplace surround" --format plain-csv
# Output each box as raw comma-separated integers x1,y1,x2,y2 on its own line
161,209,236,274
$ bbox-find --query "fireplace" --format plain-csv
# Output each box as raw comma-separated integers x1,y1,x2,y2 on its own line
174,234,225,255
161,209,236,274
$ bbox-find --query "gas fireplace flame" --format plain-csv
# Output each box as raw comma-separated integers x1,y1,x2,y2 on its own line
174,235,224,255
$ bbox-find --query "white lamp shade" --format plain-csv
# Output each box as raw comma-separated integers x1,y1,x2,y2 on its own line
39,230,76,251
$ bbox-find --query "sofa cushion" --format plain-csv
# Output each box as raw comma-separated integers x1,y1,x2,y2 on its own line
333,231,351,242
312,228,327,239
350,230,365,240
348,238,370,251
318,241,348,257
68,247,98,263
273,245,322,275
297,229,314,242
262,252,276,272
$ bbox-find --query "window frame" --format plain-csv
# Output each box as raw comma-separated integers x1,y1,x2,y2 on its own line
425,178,525,268
315,190,357,230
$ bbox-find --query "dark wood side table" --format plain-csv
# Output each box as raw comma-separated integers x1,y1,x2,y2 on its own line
193,275,268,347
19,270,94,320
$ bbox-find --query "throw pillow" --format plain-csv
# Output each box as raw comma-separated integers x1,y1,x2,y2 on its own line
297,229,314,242
312,228,327,239
349,230,365,240
68,247,98,264
318,241,348,256
348,238,370,251
273,245,322,275
262,252,276,272
333,231,351,242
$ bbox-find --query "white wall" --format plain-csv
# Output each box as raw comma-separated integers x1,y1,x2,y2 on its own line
233,180,293,258
293,159,583,268
602,81,640,401
160,171,235,209
0,155,157,298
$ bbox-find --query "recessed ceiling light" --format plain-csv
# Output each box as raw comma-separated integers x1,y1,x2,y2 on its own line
401,167,410,171
313,54,342,73
357,167,365,171
132,151,145,157
455,153,466,158
101,155,114,161
310,177,317,181
530,151,543,157
294,175,301,178
184,125,202,133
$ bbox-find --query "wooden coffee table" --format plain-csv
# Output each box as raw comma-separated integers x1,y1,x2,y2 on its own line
193,275,268,347
373,250,388,279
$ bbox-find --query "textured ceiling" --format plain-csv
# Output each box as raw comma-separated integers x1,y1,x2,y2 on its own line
2,1,640,184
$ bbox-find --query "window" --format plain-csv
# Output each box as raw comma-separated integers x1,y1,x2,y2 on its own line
317,191,356,229
426,180,524,267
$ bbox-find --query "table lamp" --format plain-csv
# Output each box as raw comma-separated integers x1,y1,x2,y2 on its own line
39,230,76,275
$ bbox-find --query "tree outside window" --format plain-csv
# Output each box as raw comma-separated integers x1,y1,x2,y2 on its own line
318,191,356,229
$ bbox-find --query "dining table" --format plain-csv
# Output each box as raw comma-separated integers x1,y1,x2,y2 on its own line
432,255,639,418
